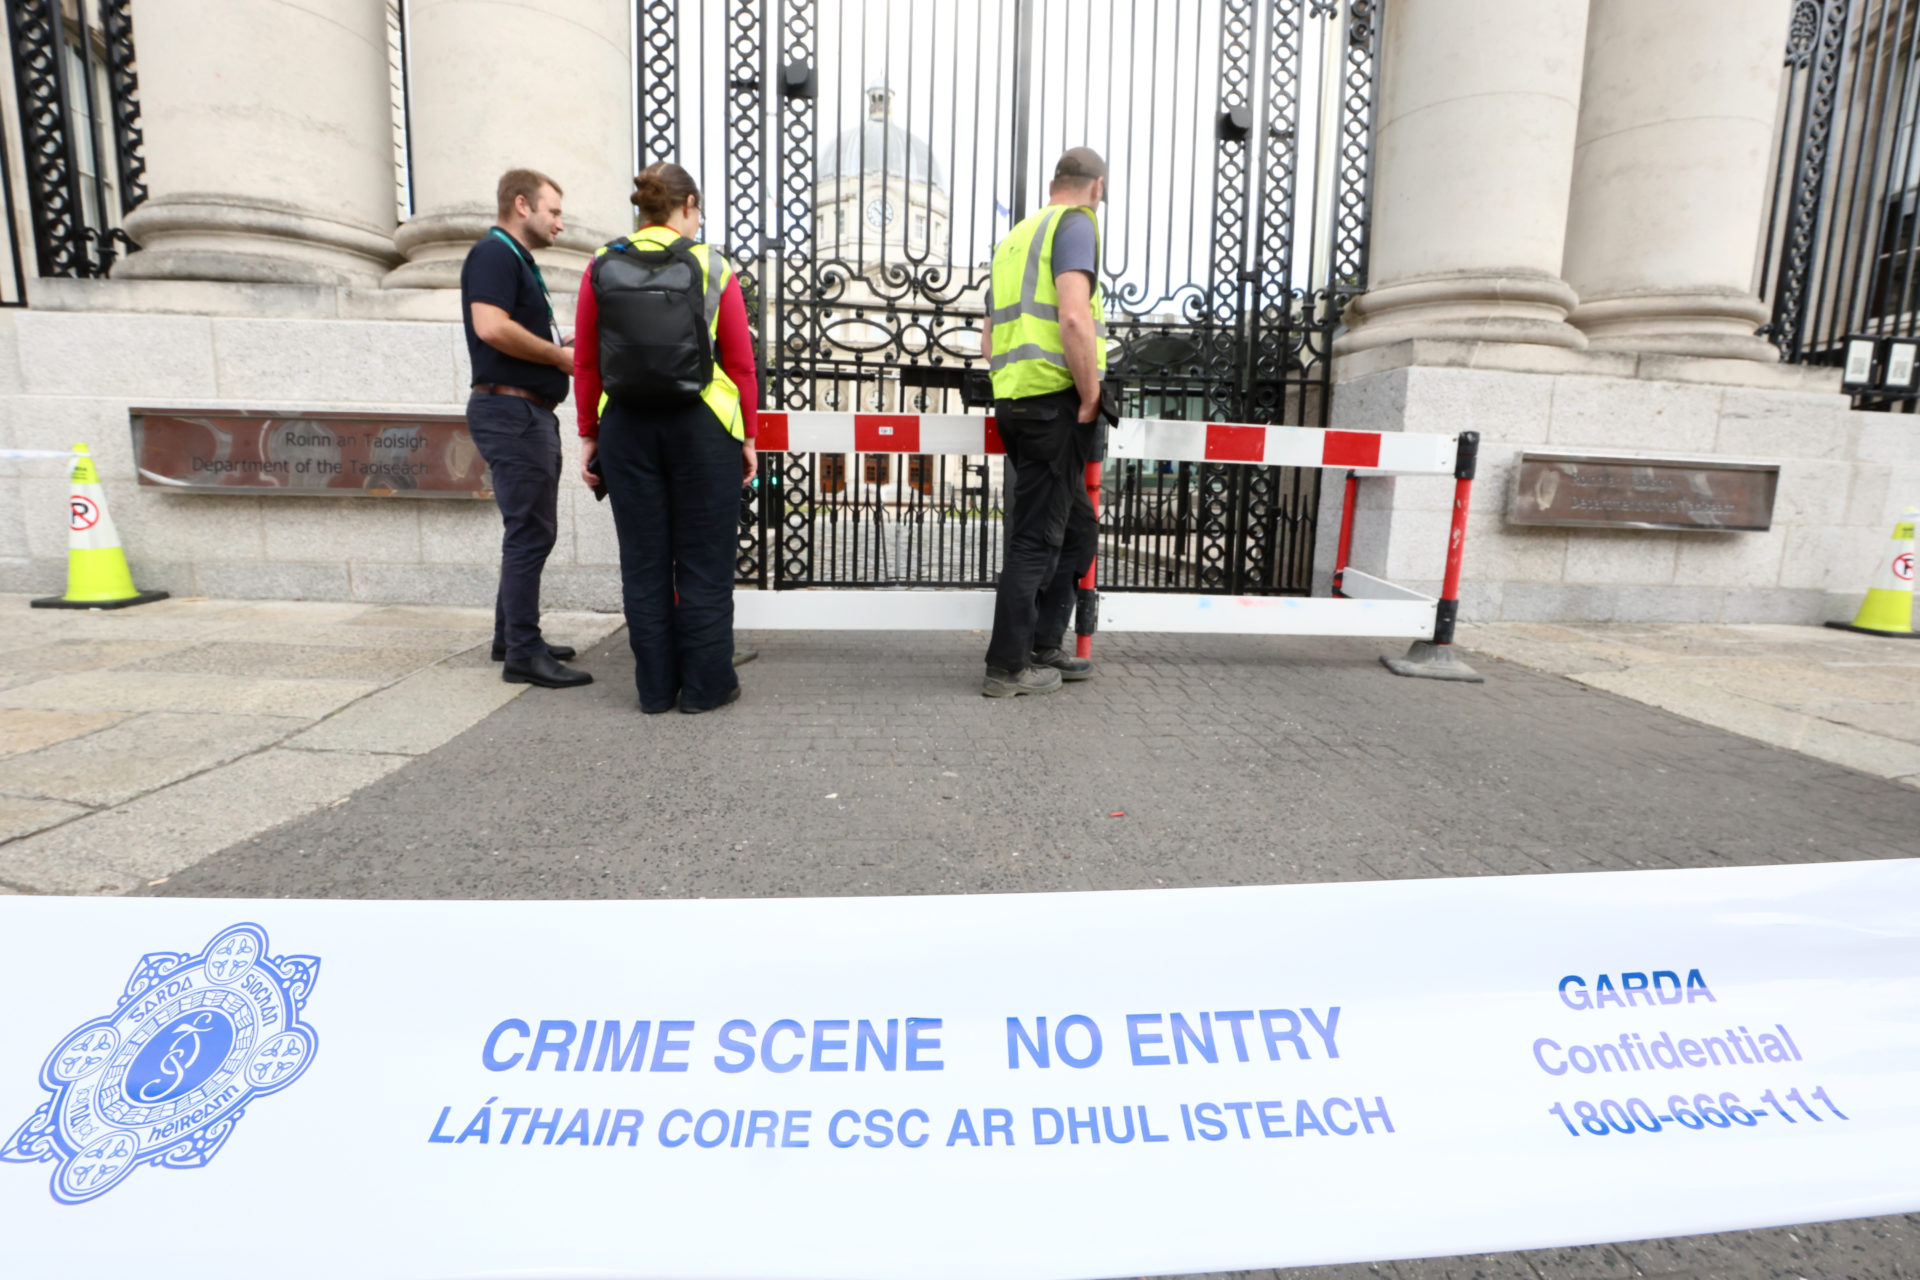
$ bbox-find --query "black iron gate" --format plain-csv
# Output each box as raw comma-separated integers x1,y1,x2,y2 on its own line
1760,0,1920,411
636,0,1380,594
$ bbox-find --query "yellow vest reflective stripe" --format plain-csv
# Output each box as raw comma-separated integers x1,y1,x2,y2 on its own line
987,205,1108,400
594,226,745,441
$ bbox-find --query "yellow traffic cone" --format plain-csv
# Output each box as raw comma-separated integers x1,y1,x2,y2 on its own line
1825,506,1917,639
30,444,169,610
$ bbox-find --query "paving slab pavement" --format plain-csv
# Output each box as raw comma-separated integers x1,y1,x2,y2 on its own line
1459,622,1920,787
0,594,622,893
130,623,1920,1280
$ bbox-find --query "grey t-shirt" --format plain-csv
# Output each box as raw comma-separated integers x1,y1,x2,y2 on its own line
1052,210,1098,282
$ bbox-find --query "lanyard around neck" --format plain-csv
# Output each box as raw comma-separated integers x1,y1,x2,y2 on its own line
489,227,554,326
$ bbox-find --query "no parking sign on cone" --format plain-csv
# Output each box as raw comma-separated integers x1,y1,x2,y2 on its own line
1826,506,1917,639
29,443,169,610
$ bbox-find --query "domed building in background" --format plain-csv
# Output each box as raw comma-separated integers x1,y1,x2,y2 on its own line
813,79,950,265
800,79,977,501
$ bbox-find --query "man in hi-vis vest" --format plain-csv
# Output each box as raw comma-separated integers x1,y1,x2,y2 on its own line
978,148,1109,698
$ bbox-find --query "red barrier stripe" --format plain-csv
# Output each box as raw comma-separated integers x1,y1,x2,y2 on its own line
1322,430,1381,468
1205,423,1265,463
855,414,921,453
757,412,789,452
983,417,1005,455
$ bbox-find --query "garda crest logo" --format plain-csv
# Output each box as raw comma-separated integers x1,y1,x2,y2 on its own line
1,923,319,1204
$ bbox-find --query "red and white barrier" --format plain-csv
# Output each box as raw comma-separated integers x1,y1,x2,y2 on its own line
741,413,1479,660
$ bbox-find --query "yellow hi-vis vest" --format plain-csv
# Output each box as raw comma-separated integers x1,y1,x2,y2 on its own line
987,205,1108,400
594,225,745,441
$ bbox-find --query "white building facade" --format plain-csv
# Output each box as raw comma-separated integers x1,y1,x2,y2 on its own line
0,0,1913,623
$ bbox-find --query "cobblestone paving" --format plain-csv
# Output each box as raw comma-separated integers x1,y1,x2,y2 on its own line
151,629,1920,1279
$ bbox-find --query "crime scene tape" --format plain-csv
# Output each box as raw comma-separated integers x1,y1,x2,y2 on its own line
2,859,1916,1279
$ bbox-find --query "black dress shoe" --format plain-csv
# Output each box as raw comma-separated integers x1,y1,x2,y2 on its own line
680,684,741,714
502,651,593,688
492,641,576,662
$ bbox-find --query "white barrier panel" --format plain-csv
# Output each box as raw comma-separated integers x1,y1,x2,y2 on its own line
7,861,1916,1279
734,586,1437,636
753,411,1460,475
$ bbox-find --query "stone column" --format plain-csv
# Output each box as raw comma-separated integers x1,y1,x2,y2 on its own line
116,0,399,285
1336,0,1591,353
384,0,633,289
1561,0,1792,361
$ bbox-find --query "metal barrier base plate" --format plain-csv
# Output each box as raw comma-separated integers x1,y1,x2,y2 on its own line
1381,640,1485,683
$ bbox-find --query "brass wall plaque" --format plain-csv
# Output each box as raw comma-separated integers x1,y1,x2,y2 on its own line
1508,451,1779,533
131,409,493,498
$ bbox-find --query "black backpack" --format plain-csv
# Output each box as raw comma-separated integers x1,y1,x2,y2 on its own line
592,235,713,405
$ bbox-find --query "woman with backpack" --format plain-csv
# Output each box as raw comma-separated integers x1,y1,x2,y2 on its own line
574,163,759,714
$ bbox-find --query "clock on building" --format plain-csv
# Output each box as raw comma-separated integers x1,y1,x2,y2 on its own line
865,198,895,229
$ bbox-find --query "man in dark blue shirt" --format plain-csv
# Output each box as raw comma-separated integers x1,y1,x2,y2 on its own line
461,167,589,688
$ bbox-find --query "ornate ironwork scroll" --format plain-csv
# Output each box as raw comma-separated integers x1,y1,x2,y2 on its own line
7,0,90,277
6,0,146,279
100,0,144,214
1764,0,1849,361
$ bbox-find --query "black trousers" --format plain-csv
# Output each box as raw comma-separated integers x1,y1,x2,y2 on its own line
466,393,561,663
597,397,742,712
986,389,1098,672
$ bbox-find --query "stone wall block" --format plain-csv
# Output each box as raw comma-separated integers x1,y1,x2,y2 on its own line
1672,529,1785,589
1855,416,1920,465
1722,587,1829,624
1498,583,1618,622
1884,466,1920,523
0,479,29,560
1842,465,1892,528
571,489,622,567
1613,585,1727,624
0,311,24,396
1562,529,1680,585
1402,366,1554,444
112,494,266,564
347,562,496,606
541,565,624,612
192,561,353,602
1779,525,1887,591
17,477,70,559
419,502,504,566
8,399,136,475
1383,507,1457,581
17,314,217,398
1715,388,1855,459
1770,459,1854,528
212,320,458,404
1546,376,1721,451
1456,579,1505,623
1462,514,1568,583
1327,368,1410,431
261,499,422,564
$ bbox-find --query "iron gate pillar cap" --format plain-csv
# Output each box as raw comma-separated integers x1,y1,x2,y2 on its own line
1053,147,1109,202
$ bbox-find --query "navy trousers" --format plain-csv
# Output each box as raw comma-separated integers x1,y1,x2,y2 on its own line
986,389,1098,672
466,393,561,663
597,397,742,712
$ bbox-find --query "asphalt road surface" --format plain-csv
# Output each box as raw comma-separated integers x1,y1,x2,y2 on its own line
153,629,1920,1280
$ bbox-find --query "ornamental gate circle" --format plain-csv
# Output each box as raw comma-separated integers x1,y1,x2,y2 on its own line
635,0,1381,597
641,0,1382,602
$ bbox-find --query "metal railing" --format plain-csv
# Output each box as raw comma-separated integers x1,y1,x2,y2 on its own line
4,0,145,285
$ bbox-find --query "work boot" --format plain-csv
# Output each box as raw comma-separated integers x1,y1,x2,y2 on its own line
492,640,576,662
502,650,593,688
1031,647,1093,681
982,664,1063,698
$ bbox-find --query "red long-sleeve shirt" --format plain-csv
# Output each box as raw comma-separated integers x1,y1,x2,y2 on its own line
573,232,759,440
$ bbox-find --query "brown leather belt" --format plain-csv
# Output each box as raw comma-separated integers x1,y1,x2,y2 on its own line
471,382,559,412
